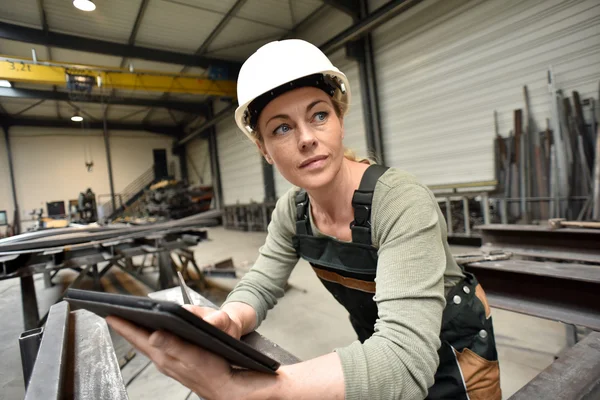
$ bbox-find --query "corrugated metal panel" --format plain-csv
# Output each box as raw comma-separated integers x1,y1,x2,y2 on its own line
51,48,122,67
206,17,286,53
206,38,277,62
0,98,41,114
168,0,238,14
273,49,367,197
15,102,59,118
144,108,178,125
291,0,325,23
217,118,265,205
329,50,367,159
0,39,49,60
0,0,42,28
106,105,152,123
59,101,105,120
294,5,353,47
135,1,223,53
236,0,294,29
44,0,141,43
186,138,212,185
373,0,600,186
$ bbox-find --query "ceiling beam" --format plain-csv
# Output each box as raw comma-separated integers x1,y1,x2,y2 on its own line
320,0,423,54
322,0,360,20
0,87,209,113
0,22,242,73
5,117,182,137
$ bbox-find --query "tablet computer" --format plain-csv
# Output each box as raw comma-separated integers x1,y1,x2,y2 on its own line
63,289,280,374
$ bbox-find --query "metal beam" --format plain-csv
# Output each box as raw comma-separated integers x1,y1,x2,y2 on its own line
322,0,360,20
207,124,224,210
346,0,385,163
103,109,117,213
262,158,276,202
320,0,423,54
0,87,208,113
0,22,241,73
5,117,181,137
0,58,237,96
2,124,20,234
177,103,236,145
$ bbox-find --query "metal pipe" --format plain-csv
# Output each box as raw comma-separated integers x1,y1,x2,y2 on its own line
24,302,70,400
103,111,116,213
2,125,20,233
445,197,453,235
19,327,43,389
481,194,490,225
462,197,470,236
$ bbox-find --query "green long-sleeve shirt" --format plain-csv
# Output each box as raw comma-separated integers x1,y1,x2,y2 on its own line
222,168,465,399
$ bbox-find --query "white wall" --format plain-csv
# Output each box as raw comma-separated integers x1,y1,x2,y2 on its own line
0,127,176,227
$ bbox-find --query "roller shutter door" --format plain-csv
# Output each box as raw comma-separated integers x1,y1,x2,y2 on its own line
216,119,266,205
372,0,600,186
186,138,212,185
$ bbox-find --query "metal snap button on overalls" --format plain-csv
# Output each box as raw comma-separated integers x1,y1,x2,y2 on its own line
463,286,470,294
453,295,461,305
479,329,488,339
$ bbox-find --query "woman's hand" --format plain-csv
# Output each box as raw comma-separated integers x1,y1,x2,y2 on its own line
182,305,244,340
106,315,243,400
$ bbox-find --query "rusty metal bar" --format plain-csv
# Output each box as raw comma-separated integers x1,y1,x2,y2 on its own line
465,259,600,331
508,332,600,399
477,224,600,264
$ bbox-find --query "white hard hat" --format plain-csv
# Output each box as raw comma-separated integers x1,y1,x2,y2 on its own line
234,39,351,140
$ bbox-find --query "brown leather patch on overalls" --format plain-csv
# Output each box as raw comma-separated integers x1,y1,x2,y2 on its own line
312,267,376,293
475,284,491,318
454,347,502,400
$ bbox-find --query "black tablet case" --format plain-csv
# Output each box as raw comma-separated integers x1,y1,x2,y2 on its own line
63,289,280,374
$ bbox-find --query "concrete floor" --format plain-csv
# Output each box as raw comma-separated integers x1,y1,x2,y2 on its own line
0,226,570,399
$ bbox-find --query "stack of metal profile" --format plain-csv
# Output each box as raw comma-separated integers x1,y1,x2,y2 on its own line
493,77,600,224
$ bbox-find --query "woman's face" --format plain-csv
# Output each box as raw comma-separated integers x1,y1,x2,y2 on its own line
256,87,344,190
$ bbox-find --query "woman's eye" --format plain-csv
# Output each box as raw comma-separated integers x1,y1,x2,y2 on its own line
313,111,328,122
274,124,291,135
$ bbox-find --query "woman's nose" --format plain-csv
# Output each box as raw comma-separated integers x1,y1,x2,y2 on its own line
297,125,318,151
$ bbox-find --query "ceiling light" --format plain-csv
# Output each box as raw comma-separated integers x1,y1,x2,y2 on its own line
0,80,12,88
71,114,84,122
73,0,96,12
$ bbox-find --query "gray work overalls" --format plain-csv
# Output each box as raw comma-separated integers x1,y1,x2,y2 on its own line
292,165,502,399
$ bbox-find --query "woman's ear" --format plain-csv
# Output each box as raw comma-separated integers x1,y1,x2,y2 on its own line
255,141,273,164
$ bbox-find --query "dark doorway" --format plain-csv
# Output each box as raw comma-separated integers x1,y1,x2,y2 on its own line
153,149,169,181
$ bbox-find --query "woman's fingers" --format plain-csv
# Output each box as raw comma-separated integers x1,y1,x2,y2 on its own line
182,305,216,319
182,306,241,339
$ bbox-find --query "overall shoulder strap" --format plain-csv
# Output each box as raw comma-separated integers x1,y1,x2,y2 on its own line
295,189,312,235
351,164,389,245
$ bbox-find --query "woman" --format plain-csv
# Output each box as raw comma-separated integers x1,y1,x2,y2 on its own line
108,39,501,400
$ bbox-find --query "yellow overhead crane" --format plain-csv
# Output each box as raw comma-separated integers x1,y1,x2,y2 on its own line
0,55,237,97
